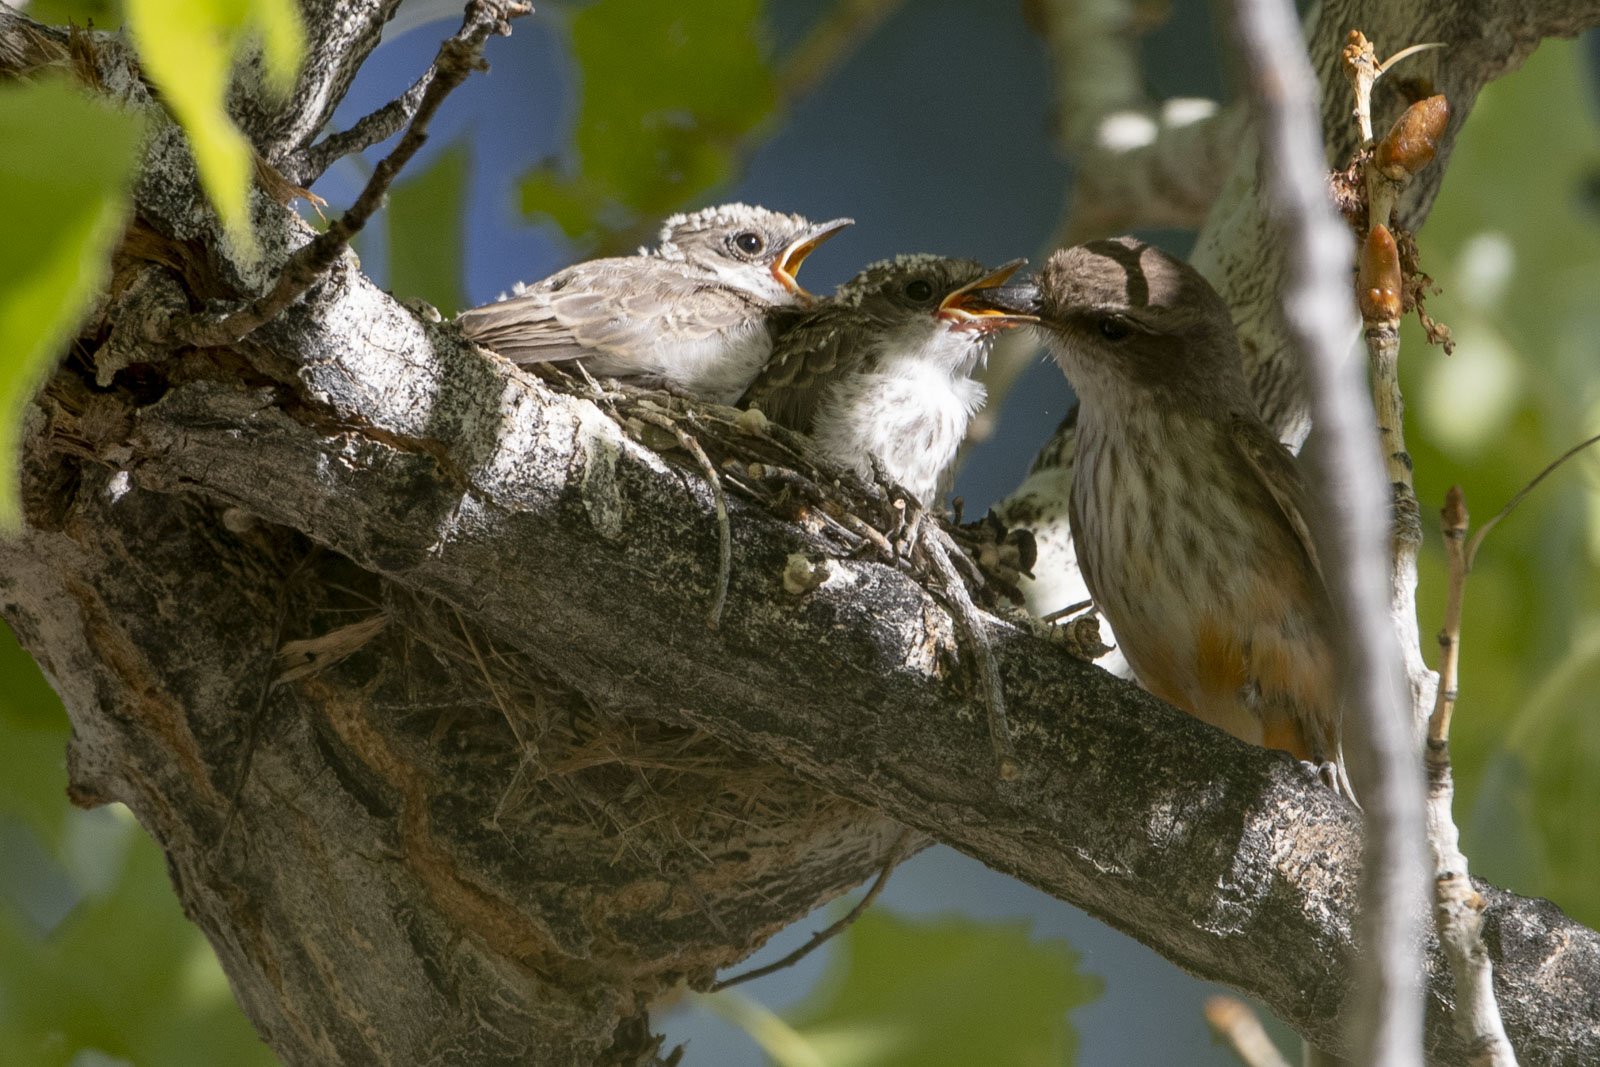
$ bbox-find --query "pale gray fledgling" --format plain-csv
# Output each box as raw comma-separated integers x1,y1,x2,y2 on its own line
456,203,852,404
968,237,1353,799
743,255,1032,505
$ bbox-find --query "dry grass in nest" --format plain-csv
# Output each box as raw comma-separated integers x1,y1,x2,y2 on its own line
281,586,860,877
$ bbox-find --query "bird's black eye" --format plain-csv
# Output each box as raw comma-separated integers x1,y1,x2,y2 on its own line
904,278,935,302
733,231,765,256
1098,315,1132,341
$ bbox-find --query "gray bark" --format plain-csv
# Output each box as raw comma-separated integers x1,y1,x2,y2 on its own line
3,3,1600,1065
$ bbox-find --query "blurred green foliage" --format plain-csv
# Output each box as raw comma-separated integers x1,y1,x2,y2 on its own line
23,0,121,29
1403,38,1600,927
0,623,277,1067
0,77,142,530
520,0,776,243
388,139,470,315
706,910,1098,1067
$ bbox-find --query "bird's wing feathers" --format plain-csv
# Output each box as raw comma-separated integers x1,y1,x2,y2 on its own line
457,259,756,365
741,311,864,433
1227,414,1327,591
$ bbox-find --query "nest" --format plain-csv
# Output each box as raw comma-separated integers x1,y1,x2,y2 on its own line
278,584,870,883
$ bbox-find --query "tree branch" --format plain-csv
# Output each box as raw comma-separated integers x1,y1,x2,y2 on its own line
172,0,529,349
1230,0,1427,1062
230,0,405,162
282,64,436,186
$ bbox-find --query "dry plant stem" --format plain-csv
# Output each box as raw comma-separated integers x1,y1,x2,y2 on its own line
634,408,732,629
1348,34,1509,1061
172,0,529,349
711,829,912,992
287,65,437,185
1230,1,1427,1064
1362,315,1430,722
922,527,1019,781
1040,598,1093,623
1205,996,1293,1067
1346,46,1433,730
1428,491,1518,1066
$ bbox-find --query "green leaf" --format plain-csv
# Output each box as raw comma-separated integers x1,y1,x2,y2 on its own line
0,77,143,532
519,167,610,241
123,0,305,260
0,621,72,849
718,910,1100,1067
388,140,469,315
0,813,278,1067
520,0,776,240
24,0,122,29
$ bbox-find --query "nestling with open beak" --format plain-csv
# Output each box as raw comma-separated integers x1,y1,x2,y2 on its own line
456,203,852,403
743,255,1033,505
968,237,1353,799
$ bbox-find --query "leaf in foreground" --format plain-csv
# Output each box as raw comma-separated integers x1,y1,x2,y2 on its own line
0,77,143,531
718,909,1101,1067
124,0,303,260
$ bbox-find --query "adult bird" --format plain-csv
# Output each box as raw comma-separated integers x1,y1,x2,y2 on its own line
970,238,1353,798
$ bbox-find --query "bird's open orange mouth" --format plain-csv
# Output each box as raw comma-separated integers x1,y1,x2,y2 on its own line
938,259,1037,330
773,217,853,302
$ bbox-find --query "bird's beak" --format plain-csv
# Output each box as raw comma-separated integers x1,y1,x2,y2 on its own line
773,217,853,303
938,259,1038,330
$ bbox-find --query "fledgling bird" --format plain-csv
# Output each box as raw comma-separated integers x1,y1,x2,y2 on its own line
970,237,1353,798
456,203,852,403
742,255,1032,505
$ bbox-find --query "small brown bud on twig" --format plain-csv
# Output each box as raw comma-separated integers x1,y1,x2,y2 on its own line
1375,95,1449,180
1358,224,1403,322
1442,484,1468,535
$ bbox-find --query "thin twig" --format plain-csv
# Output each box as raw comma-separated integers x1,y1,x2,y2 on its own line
1231,2,1426,1064
632,408,731,629
1345,37,1446,733
173,1,530,348
286,66,438,185
1204,996,1293,1067
1465,432,1600,571
1039,598,1093,624
922,526,1019,781
711,829,913,992
1427,488,1519,1066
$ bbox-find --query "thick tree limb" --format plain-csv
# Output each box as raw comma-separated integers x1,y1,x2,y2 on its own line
230,0,405,163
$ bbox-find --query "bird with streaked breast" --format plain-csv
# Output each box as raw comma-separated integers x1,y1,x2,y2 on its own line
968,237,1353,799
456,203,852,404
742,255,1033,506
